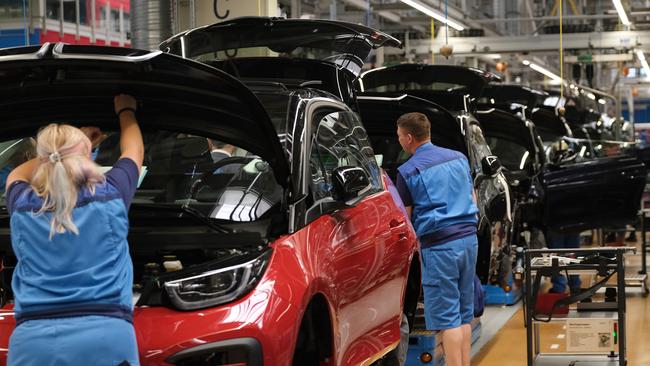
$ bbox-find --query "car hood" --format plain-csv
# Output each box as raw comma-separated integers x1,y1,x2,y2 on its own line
358,64,501,111
159,17,402,77
530,107,573,140
479,84,548,117
0,43,289,186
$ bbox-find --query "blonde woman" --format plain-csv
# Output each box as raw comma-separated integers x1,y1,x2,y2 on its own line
5,94,144,366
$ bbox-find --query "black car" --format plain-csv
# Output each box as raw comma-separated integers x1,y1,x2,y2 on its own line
476,84,647,241
356,64,514,287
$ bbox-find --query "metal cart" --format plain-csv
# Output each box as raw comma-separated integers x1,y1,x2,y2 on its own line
524,247,635,366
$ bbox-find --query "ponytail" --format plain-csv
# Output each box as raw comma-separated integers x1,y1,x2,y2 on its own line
31,124,105,239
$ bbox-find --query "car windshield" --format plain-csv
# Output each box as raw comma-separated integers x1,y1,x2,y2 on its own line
0,130,283,223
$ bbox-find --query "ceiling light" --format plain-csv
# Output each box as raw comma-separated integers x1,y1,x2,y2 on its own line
522,60,530,66
637,50,650,77
527,62,563,82
400,0,466,31
598,99,607,105
612,0,631,26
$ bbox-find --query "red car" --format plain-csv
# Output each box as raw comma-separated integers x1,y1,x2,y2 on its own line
0,21,418,366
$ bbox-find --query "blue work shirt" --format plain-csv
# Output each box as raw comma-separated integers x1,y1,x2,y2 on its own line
6,158,139,324
396,142,478,247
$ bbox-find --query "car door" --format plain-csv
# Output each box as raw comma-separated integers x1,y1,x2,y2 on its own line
303,107,411,365
542,152,647,232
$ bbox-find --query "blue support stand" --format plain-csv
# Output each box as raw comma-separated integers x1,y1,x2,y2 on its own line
483,274,522,305
405,320,482,365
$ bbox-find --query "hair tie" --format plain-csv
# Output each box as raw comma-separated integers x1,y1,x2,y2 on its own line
49,152,62,163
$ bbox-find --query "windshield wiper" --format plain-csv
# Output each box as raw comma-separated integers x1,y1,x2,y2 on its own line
130,203,233,234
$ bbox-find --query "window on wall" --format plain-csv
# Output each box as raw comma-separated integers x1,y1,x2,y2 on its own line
45,0,89,24
99,4,109,30
123,13,130,38
0,0,26,20
110,9,120,32
45,0,60,20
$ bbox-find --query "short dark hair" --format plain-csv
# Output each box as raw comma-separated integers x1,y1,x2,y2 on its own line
396,112,431,141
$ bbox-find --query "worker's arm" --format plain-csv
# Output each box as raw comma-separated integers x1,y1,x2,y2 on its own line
395,172,414,220
114,94,144,172
6,158,40,191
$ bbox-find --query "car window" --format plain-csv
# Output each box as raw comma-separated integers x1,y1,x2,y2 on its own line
308,111,382,208
485,136,532,172
0,130,283,222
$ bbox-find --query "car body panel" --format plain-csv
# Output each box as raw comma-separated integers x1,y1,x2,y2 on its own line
478,102,647,233
0,42,290,185
159,17,401,77
208,57,359,108
542,155,646,231
358,64,500,112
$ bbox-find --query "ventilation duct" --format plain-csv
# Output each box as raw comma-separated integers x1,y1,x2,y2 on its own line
131,0,173,50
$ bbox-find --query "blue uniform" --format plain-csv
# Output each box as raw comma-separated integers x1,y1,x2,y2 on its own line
396,142,479,330
6,158,140,366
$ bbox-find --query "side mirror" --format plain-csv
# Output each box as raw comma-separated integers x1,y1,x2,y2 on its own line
332,166,371,202
481,155,502,177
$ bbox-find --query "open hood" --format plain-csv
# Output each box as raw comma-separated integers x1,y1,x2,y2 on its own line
0,43,289,185
530,107,573,142
476,108,544,167
357,64,501,112
357,92,467,157
479,84,548,118
159,17,401,77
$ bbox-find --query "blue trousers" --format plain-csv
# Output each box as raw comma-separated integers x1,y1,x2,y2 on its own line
421,235,478,330
8,315,139,366
546,230,582,293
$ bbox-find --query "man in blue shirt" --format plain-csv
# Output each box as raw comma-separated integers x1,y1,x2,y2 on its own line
395,112,478,366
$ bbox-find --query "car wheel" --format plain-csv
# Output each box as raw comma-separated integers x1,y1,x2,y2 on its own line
292,298,333,366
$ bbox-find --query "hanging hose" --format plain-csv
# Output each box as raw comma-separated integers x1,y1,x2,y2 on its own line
558,0,564,100
431,18,435,64
445,0,449,45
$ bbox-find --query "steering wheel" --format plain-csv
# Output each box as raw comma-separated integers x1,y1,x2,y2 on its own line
189,156,259,199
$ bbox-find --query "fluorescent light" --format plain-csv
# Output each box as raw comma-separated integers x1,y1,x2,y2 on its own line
528,62,563,82
400,0,466,31
637,50,650,77
612,0,631,26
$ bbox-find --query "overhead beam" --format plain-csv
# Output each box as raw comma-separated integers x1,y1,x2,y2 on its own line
564,53,634,62
340,0,401,23
384,30,650,55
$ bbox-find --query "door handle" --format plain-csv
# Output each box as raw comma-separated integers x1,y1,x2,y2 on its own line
389,218,405,228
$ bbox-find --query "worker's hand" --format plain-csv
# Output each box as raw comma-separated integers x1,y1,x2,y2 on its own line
114,94,137,115
80,126,106,148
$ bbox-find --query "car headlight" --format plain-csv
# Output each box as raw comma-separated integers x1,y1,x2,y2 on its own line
164,250,271,311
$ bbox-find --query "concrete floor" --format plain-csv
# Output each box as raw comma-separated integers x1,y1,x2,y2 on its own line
473,238,650,366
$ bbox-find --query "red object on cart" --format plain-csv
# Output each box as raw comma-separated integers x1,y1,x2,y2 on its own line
535,292,570,316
